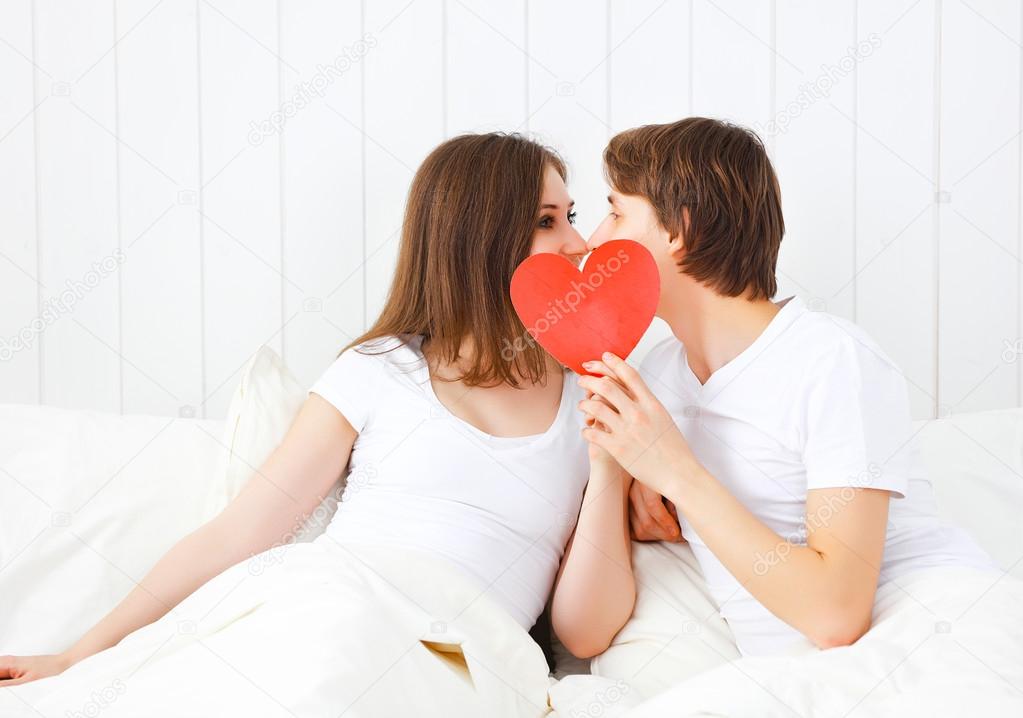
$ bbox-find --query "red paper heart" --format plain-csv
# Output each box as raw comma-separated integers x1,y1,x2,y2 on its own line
510,239,659,375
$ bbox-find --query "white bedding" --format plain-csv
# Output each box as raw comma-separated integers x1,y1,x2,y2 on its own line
3,349,1022,715
1,536,554,717
621,564,1023,716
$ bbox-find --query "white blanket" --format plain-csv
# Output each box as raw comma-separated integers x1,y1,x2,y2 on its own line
615,565,1023,717
1,536,554,717
5,543,1021,717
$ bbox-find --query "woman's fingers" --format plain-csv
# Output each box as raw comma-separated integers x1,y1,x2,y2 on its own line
582,389,615,428
578,398,620,431
578,374,634,414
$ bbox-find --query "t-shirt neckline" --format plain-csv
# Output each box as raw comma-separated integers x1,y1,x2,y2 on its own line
408,335,573,450
678,295,804,400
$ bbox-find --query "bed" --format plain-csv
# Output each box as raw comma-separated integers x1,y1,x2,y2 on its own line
2,347,1021,716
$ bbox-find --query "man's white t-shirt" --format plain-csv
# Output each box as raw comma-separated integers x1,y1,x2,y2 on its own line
640,295,998,656
308,334,590,629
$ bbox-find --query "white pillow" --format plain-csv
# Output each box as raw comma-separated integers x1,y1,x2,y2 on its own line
589,540,740,701
201,345,344,542
0,405,226,655
913,408,1023,579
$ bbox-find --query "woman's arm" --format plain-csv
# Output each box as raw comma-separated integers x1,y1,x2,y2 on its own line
578,354,890,649
1,393,355,686
550,449,636,659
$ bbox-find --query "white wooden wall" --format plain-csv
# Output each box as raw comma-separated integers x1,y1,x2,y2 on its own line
0,0,1020,421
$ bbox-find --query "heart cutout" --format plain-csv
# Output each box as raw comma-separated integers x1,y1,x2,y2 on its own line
510,239,659,375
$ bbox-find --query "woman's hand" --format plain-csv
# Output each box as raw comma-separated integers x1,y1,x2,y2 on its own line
0,653,74,686
577,352,697,500
579,389,618,468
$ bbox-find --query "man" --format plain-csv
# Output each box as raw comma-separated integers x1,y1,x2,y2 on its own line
574,117,995,657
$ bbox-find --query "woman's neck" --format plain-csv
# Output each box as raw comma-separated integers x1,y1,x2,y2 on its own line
422,334,561,387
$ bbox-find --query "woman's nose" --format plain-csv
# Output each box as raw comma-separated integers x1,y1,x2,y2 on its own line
563,226,588,259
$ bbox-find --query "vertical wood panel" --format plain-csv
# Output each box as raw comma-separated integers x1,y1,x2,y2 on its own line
446,0,527,134
363,0,445,326
279,1,365,387
0,0,39,404
34,0,121,412
526,0,608,240
855,0,938,419
3,3,1022,419
938,0,1021,414
199,0,283,419
608,0,691,133
773,1,856,322
117,0,203,416
691,0,773,130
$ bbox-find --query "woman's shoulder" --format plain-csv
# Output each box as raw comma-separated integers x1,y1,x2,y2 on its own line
338,334,425,370
313,335,427,392
309,335,425,432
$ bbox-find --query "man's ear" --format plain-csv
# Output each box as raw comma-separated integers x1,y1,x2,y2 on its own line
666,233,685,260
666,207,689,262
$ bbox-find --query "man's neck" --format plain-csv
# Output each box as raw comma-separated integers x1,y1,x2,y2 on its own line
659,278,783,385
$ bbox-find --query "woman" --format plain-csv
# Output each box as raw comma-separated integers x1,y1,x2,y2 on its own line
0,133,632,713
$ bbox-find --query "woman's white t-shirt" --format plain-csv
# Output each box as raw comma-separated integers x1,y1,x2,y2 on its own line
308,334,590,629
640,295,999,656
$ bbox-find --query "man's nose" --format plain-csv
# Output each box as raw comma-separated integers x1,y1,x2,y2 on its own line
587,215,612,251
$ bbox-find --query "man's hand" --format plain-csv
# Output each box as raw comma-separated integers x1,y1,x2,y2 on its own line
577,352,697,499
629,479,684,542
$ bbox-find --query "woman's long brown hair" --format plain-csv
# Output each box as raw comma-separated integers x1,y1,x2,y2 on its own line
342,132,566,388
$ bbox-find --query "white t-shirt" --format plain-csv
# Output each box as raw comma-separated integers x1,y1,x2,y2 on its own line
640,295,998,656
308,334,590,629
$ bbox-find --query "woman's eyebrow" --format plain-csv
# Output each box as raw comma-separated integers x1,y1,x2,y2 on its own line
540,200,576,210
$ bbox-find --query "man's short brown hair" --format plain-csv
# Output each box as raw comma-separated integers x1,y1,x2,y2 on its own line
603,117,784,300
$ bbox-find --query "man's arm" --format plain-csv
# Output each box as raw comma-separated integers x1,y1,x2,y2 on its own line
577,353,890,649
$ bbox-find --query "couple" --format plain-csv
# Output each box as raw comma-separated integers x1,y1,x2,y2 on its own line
0,118,1003,695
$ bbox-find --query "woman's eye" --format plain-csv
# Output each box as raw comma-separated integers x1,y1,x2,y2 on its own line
539,216,554,229
567,210,578,225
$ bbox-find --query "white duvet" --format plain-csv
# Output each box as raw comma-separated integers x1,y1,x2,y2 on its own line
0,535,555,718
7,548,1020,718
605,564,1023,717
